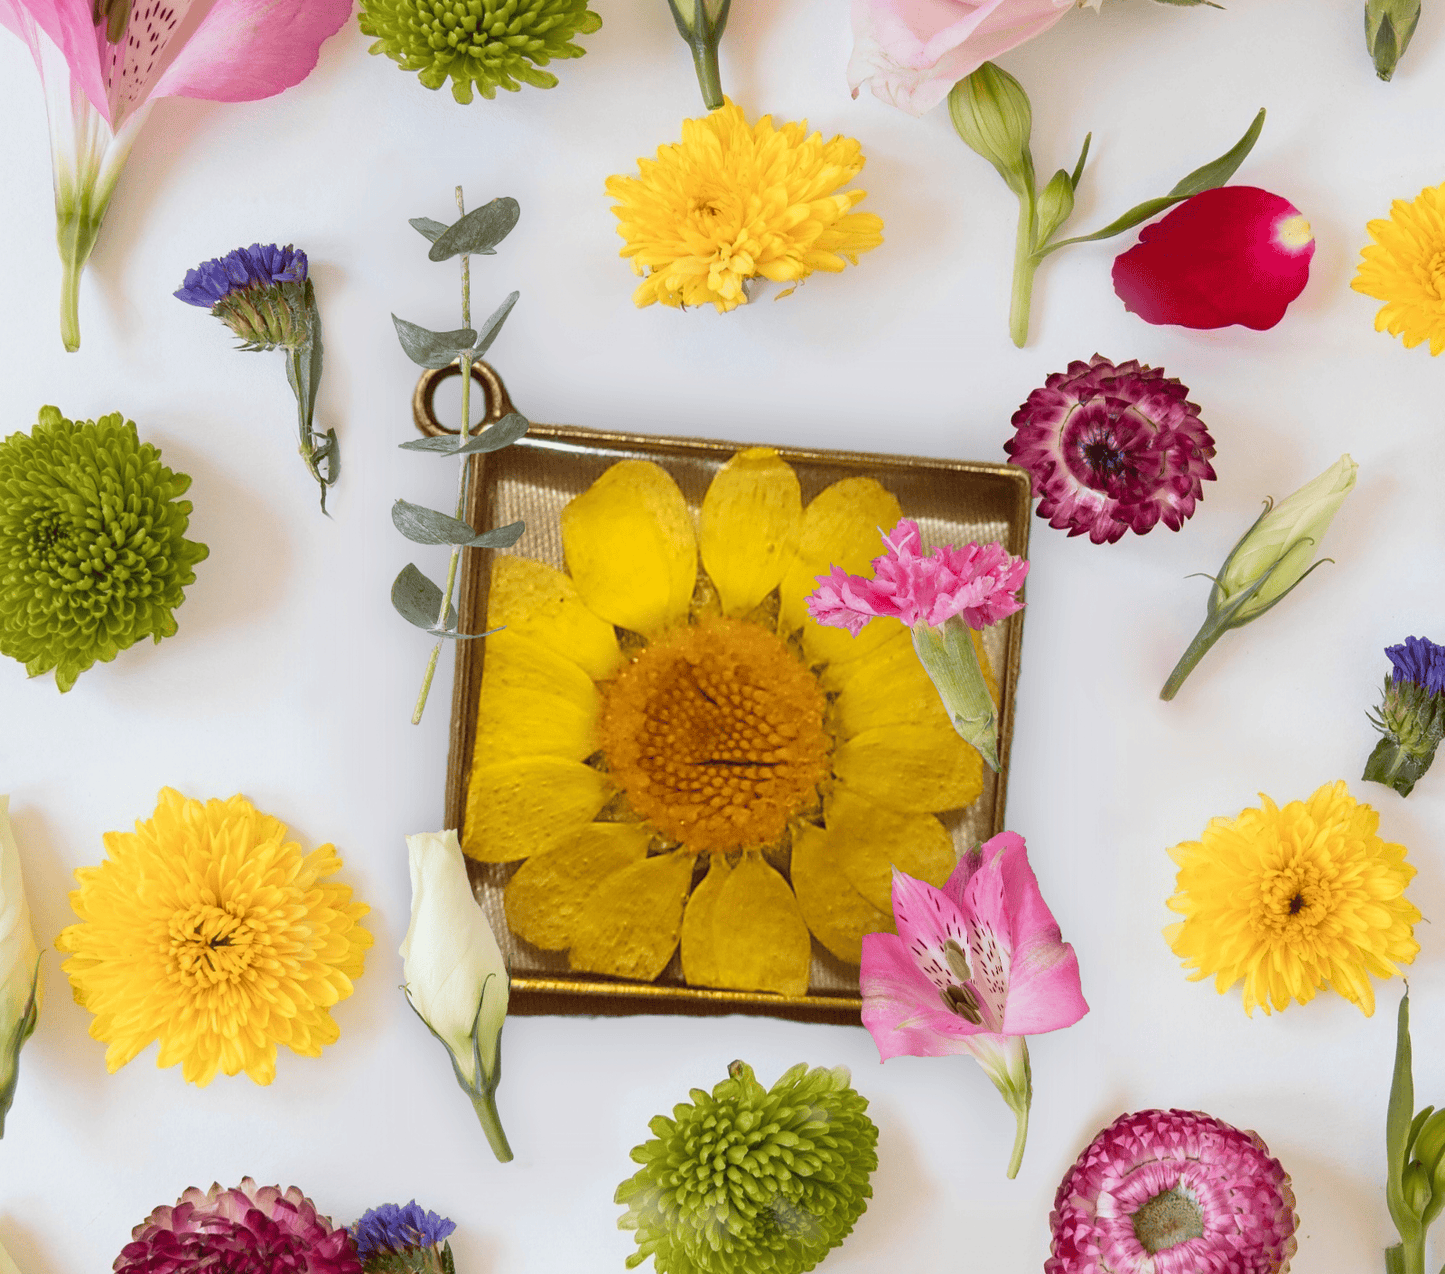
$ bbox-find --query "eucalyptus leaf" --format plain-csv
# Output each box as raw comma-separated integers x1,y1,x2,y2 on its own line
410,216,449,244
392,500,525,549
391,563,458,632
429,197,521,262
397,412,529,456
1036,108,1265,256
392,314,479,369
474,292,519,359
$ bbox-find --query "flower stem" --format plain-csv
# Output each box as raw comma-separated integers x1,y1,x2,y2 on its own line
1386,1239,1424,1274
691,40,724,110
469,1084,514,1164
1006,1095,1030,1180
1160,616,1230,701
1009,192,1039,348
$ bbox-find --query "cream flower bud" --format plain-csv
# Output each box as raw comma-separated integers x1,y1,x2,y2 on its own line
0,797,41,1138
401,829,512,1162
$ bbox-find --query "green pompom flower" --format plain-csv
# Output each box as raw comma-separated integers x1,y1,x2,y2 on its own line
358,0,603,104
0,407,208,692
616,1060,879,1274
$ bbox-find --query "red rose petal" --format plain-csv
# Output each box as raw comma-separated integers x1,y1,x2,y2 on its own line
1112,186,1315,331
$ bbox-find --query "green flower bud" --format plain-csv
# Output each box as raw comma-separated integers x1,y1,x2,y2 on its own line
1404,1161,1433,1217
1035,169,1076,245
948,62,1036,198
1365,0,1421,81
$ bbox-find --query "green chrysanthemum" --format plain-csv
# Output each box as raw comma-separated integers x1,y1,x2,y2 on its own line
0,407,208,692
616,1060,879,1274
358,0,603,104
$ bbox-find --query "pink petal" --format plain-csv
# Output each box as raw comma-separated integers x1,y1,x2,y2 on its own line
805,565,886,634
1112,186,1315,331
859,931,994,1058
149,0,353,104
1,0,109,122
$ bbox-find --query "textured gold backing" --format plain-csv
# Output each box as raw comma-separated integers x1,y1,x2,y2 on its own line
429,364,1032,1025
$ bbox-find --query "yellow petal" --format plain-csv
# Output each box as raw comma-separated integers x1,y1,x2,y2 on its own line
568,848,694,980
462,757,614,863
824,626,998,707
833,719,984,814
825,788,955,914
681,852,811,996
777,476,904,664
560,460,697,636
487,556,623,682
481,628,600,703
699,448,802,617
505,822,653,950
474,630,601,761
791,822,892,965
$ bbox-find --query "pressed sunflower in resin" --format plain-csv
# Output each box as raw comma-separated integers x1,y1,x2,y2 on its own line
606,100,883,313
465,448,996,997
1165,780,1419,1016
57,789,372,1085
1353,180,1445,354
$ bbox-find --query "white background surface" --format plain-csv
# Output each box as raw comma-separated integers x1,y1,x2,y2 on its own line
2,0,1444,1269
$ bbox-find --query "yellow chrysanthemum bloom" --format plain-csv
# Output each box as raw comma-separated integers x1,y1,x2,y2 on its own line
1165,780,1419,1017
1352,180,1445,355
465,448,995,997
57,789,372,1086
605,100,884,313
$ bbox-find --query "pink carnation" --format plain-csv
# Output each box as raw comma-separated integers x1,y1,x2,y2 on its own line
114,1179,362,1274
806,519,1027,635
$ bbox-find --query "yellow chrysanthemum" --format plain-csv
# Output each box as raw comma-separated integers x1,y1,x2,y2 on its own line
605,100,884,313
1352,180,1445,355
1165,780,1419,1017
56,789,372,1086
465,448,997,999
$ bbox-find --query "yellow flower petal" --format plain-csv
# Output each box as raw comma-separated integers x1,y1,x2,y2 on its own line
487,556,623,682
824,789,956,914
480,628,600,703
505,823,653,950
833,719,983,813
560,460,697,636
825,626,998,709
791,822,892,965
462,757,614,863
568,848,694,980
680,851,811,997
473,687,599,764
778,476,904,665
699,448,802,617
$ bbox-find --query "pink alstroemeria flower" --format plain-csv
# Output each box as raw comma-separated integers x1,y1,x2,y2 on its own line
848,0,1097,117
806,518,1027,771
861,832,1088,1177
0,0,353,351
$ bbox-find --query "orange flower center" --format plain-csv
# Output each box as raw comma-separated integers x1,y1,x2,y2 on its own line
599,617,828,853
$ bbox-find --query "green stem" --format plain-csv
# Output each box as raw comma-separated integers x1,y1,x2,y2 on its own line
1006,1096,1030,1180
1159,616,1230,701
1009,192,1038,348
691,38,724,110
469,1084,514,1163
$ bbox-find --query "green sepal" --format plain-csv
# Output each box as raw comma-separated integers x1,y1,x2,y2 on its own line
0,956,41,1138
1364,738,1432,798
1366,0,1421,80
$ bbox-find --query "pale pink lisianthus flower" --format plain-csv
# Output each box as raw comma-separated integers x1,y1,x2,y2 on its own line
806,518,1028,636
848,0,1100,117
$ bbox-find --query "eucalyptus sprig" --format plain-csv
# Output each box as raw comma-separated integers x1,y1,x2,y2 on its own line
1386,991,1445,1274
390,189,528,725
948,62,1264,347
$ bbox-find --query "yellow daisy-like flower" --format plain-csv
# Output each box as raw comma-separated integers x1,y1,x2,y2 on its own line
605,99,884,313
1352,180,1445,355
56,788,372,1086
1165,780,1420,1017
465,448,994,999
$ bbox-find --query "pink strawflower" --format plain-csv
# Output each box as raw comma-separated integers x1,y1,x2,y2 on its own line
1005,355,1217,545
806,519,1028,637
114,1179,362,1274
860,832,1087,1176
1048,1109,1298,1274
848,0,1087,117
1112,187,1316,332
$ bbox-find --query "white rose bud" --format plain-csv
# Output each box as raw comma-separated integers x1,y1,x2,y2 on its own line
0,797,41,1138
401,829,512,1162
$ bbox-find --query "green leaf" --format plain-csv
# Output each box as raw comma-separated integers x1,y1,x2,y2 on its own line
1388,991,1423,1236
410,216,449,244
392,563,457,633
392,315,479,370
474,292,519,359
1069,132,1092,190
398,412,530,456
1036,109,1265,257
429,197,521,262
392,500,524,549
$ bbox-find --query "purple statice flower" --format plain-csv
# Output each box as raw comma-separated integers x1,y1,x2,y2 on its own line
352,1202,455,1263
1386,636,1445,697
175,244,309,309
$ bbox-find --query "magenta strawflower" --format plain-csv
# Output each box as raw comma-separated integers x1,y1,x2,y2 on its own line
860,832,1088,1178
1005,356,1217,545
1048,1109,1298,1274
114,1179,362,1274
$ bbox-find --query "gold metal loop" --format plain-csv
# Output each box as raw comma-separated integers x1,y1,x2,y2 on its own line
412,359,516,438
